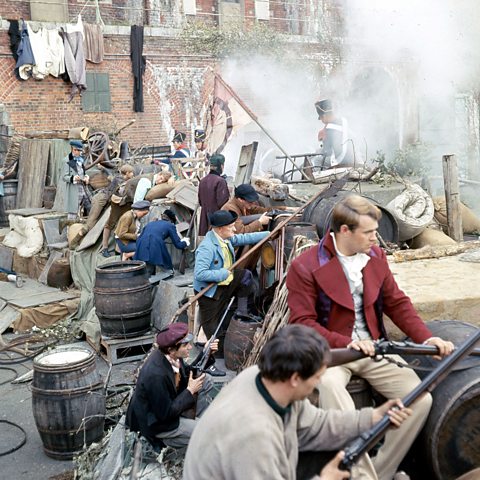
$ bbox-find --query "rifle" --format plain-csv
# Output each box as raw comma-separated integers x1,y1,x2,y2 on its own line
339,328,480,471
239,209,288,226
329,340,480,369
190,296,235,378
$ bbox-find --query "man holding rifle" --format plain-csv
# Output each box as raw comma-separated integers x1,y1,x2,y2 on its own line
287,194,454,480
184,325,411,480
126,323,219,449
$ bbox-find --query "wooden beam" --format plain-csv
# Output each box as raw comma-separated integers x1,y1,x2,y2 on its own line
442,154,463,242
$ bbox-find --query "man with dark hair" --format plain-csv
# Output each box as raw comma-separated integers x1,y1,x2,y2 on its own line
126,323,218,448
184,325,411,480
287,194,454,480
198,154,230,236
134,209,190,275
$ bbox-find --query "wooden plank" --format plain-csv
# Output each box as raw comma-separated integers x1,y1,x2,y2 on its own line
6,207,50,216
234,142,258,186
16,139,50,209
0,245,14,271
442,154,463,242
51,140,71,213
166,181,198,210
9,290,78,308
77,206,111,251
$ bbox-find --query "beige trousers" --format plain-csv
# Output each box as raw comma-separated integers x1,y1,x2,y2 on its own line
317,355,432,480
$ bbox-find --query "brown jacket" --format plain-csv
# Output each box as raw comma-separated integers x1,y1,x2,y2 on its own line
221,197,268,234
115,210,137,245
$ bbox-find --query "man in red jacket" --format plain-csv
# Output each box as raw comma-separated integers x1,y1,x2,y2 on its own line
286,194,454,480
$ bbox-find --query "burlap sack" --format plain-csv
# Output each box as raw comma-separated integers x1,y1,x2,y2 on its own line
409,227,457,248
67,223,85,247
145,183,175,201
89,171,110,190
433,197,480,234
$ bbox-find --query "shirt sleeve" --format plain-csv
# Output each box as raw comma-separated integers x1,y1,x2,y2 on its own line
134,178,151,203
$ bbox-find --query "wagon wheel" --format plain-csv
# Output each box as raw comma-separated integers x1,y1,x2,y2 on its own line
84,132,110,170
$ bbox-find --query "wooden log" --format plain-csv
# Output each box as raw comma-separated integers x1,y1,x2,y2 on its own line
392,240,480,263
23,130,70,139
442,154,463,242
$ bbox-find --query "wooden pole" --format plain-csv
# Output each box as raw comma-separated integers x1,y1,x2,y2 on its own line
442,154,463,242
213,73,310,180
168,178,346,323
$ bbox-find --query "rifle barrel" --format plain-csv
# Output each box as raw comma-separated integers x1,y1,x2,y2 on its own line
340,328,480,470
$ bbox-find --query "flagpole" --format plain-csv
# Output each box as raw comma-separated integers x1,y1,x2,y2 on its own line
213,72,310,181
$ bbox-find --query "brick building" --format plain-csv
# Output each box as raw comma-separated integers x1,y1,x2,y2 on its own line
0,0,344,152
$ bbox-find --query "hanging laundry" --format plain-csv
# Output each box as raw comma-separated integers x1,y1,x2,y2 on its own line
45,28,65,77
16,20,35,80
7,20,22,80
27,22,50,80
131,25,146,113
83,23,104,64
60,28,87,101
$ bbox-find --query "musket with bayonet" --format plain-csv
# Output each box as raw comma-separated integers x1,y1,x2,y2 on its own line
339,328,480,471
329,339,480,368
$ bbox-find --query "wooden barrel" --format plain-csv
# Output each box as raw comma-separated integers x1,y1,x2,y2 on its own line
47,258,73,289
404,320,480,480
283,222,318,260
31,346,105,460
224,316,262,371
93,261,152,338
0,179,18,227
302,190,399,245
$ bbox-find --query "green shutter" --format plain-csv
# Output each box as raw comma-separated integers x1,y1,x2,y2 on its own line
82,73,111,112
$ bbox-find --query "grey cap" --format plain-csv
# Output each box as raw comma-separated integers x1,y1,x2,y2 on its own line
132,200,151,210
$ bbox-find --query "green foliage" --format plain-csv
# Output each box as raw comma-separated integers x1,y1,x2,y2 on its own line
180,21,283,59
374,143,431,179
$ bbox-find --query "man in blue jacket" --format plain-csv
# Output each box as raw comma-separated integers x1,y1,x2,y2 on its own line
134,209,189,275
193,210,269,344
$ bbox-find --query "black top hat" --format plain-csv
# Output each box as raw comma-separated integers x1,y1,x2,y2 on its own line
209,210,238,228
194,129,206,142
173,131,186,143
315,99,333,119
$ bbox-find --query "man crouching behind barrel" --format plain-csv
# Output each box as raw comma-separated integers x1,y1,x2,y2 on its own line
183,325,411,480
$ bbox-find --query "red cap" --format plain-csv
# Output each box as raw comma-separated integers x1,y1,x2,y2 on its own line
156,323,193,349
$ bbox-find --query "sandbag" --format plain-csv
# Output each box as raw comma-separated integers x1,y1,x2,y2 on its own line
386,184,434,241
409,227,457,248
433,197,480,234
2,214,44,257
67,223,85,248
145,183,175,201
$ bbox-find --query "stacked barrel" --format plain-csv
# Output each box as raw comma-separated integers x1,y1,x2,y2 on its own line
93,261,152,338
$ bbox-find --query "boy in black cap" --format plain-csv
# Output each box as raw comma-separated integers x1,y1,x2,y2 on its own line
126,322,220,448
198,154,230,236
194,129,209,162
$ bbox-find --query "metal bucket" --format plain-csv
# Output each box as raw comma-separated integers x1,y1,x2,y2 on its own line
224,316,262,371
31,346,105,460
302,190,399,244
404,320,480,480
94,261,152,338
0,179,18,227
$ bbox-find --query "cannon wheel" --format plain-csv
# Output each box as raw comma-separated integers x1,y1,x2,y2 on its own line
84,132,109,171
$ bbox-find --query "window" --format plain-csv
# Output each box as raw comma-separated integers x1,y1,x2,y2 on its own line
82,73,111,112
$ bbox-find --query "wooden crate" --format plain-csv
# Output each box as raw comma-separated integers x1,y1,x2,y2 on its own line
95,334,154,365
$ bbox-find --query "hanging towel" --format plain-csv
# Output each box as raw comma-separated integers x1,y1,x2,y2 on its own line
83,23,104,63
130,25,146,112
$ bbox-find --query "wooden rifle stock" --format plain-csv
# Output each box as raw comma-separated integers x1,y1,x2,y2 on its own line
329,340,480,368
339,328,480,471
